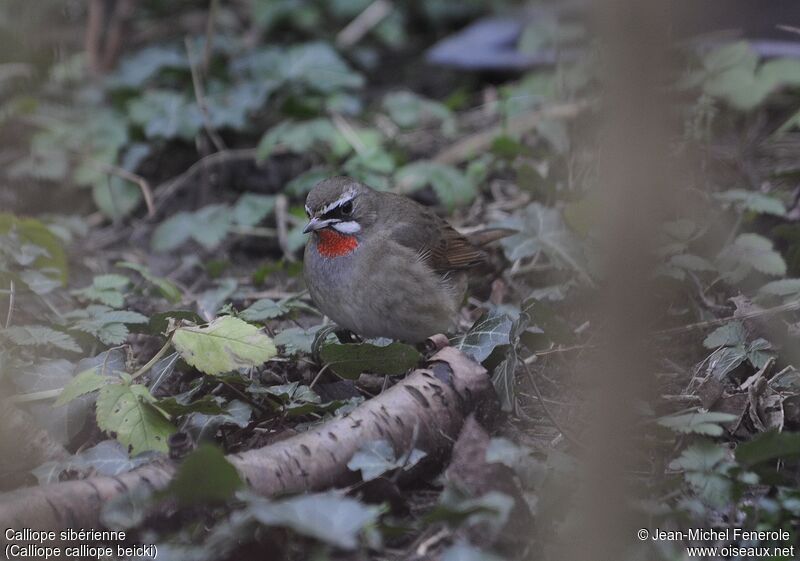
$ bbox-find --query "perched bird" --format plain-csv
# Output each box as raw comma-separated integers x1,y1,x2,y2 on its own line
302,176,512,343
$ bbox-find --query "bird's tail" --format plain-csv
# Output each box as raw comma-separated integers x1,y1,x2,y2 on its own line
465,228,517,247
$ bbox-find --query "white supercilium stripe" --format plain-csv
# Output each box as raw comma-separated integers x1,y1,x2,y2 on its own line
321,190,356,214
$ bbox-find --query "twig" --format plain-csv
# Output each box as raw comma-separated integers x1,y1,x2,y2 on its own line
185,37,226,152
274,194,295,262
336,0,393,48
4,280,14,329
308,363,331,390
523,344,594,364
88,159,155,217
331,113,367,155
101,0,137,72
433,100,589,165
85,0,105,75
521,360,584,449
202,0,219,75
131,331,175,380
154,148,257,211
656,299,800,337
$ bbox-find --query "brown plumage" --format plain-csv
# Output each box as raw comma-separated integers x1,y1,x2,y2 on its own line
302,176,512,342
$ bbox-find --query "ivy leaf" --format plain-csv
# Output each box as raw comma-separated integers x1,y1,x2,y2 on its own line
347,439,427,481
164,444,243,506
172,316,277,376
450,311,513,363
33,440,156,484
245,490,380,550
706,346,748,379
239,298,292,322
109,45,187,88
2,325,81,353
657,410,738,436
491,347,518,413
96,380,175,455
274,325,326,356
395,161,476,210
320,342,421,379
703,321,747,349
496,203,593,285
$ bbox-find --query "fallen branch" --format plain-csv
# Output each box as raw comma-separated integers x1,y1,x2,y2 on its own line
0,347,495,533
433,100,590,166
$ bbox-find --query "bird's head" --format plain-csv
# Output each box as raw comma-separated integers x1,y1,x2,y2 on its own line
303,176,378,237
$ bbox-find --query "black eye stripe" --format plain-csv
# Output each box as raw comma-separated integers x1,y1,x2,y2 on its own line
321,199,354,220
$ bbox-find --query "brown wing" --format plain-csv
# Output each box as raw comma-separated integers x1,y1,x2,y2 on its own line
385,200,486,273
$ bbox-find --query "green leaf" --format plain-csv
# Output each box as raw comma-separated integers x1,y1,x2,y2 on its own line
0,213,68,282
320,342,421,379
246,491,380,550
735,430,800,466
395,161,476,210
496,203,593,285
450,311,513,363
127,90,202,140
347,439,427,481
2,325,81,353
706,345,748,379
239,298,291,322
55,369,109,406
165,444,243,505
703,321,747,349
96,381,174,454
256,118,349,160
117,262,182,303
758,278,800,300
491,348,517,413
232,193,276,227
715,189,785,216
274,325,327,356
151,205,233,252
383,91,456,136
657,410,738,436
669,440,733,507
172,316,277,375
716,233,786,283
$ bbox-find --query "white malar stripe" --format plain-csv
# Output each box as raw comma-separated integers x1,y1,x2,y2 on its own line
332,221,361,234
321,189,356,215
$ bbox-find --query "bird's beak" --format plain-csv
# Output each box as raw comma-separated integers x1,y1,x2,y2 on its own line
303,217,336,234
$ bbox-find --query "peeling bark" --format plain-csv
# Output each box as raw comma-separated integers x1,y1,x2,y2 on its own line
0,347,496,536
0,399,70,491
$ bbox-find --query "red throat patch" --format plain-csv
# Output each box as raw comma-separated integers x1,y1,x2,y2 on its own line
316,228,359,258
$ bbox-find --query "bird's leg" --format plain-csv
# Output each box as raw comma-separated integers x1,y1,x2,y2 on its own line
334,328,361,344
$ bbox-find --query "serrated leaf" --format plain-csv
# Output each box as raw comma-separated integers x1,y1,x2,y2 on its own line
715,189,785,216
172,316,277,375
716,233,786,282
55,368,108,406
33,440,155,484
96,382,174,454
320,342,421,379
450,311,512,363
2,325,81,353
240,298,291,322
657,410,738,436
246,491,380,550
703,321,747,349
347,439,427,481
165,444,243,505
669,440,732,507
117,261,182,303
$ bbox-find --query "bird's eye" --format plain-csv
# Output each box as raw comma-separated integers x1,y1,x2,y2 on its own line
341,201,353,215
